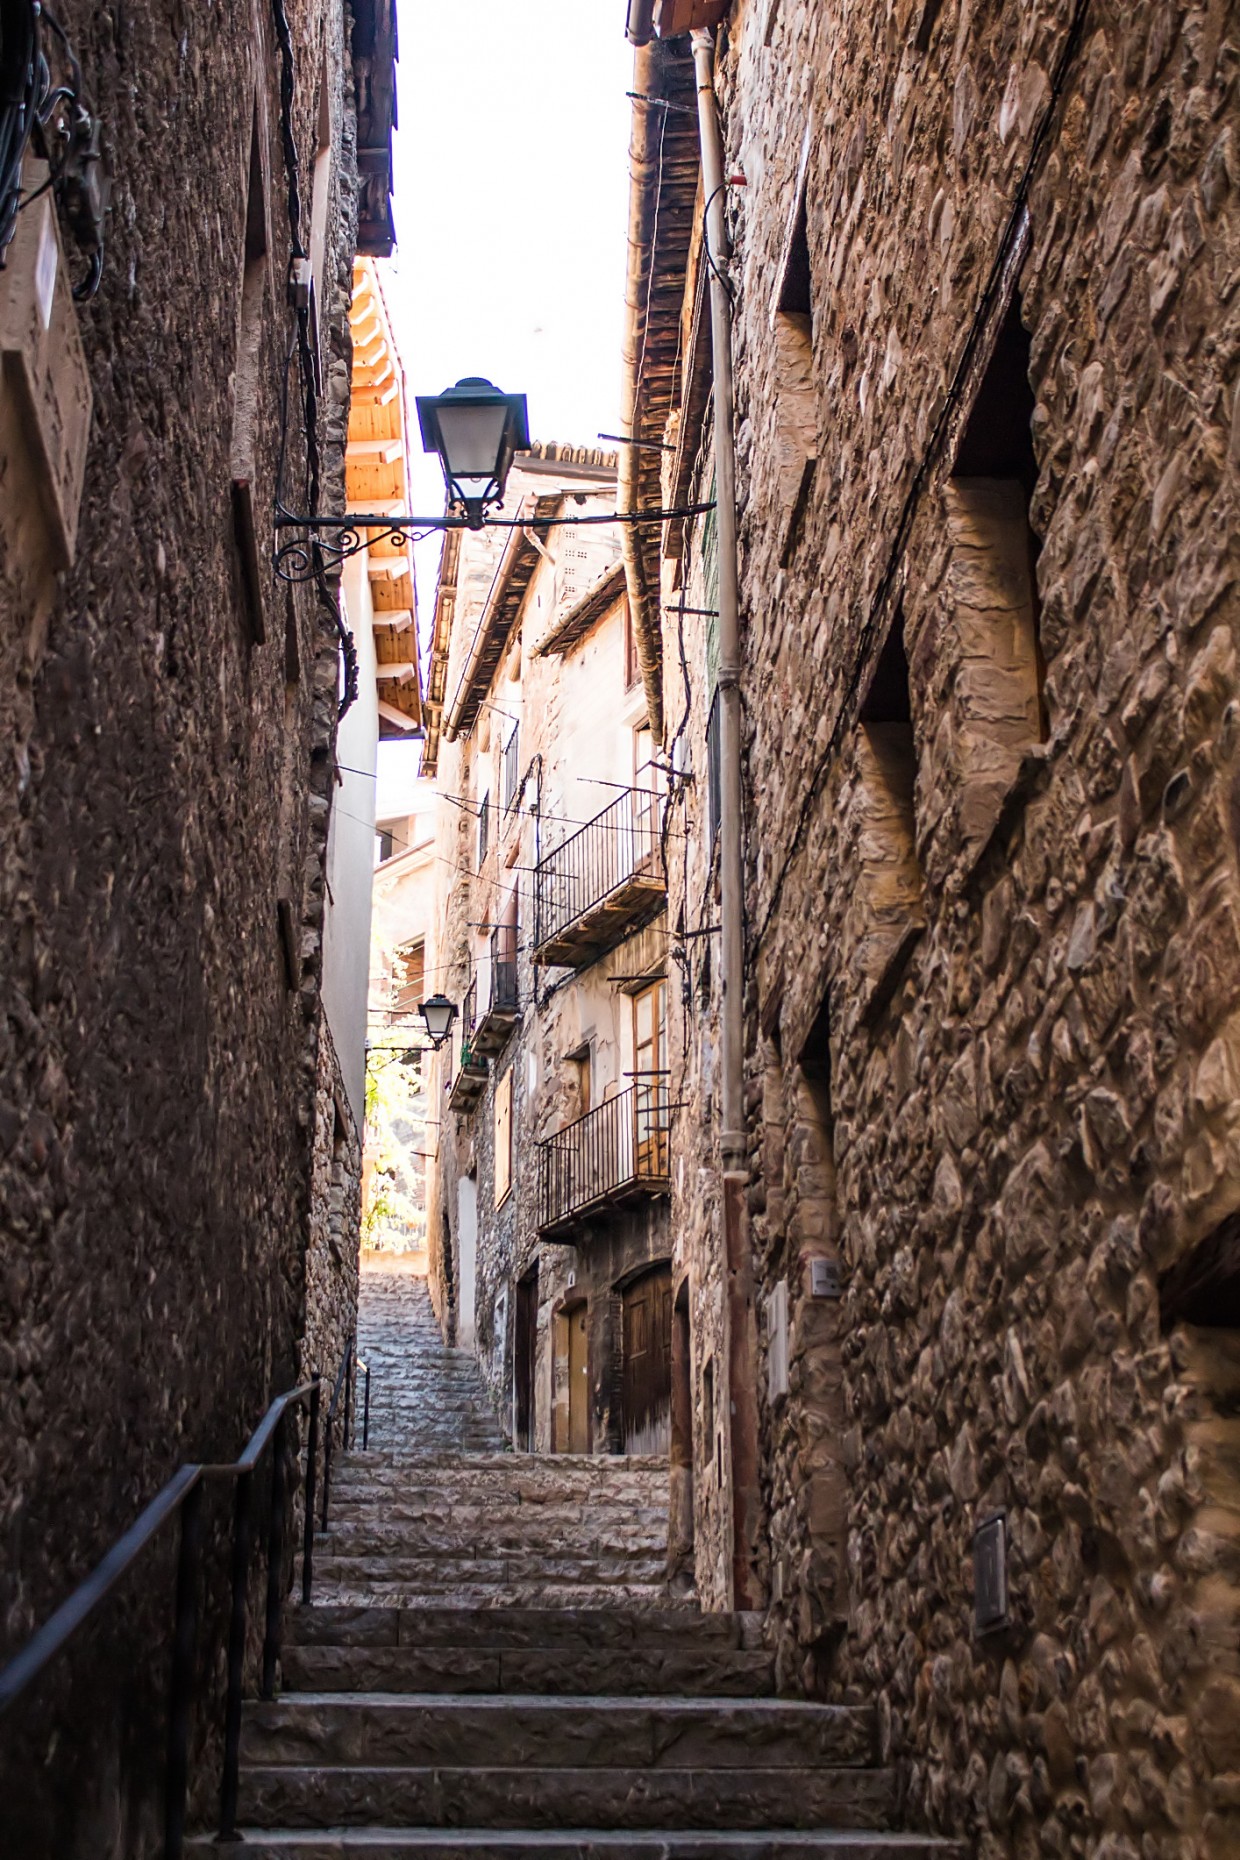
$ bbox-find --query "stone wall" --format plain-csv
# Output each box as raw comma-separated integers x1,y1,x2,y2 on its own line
304,1017,363,1392
0,2,370,1849
661,1,1240,1855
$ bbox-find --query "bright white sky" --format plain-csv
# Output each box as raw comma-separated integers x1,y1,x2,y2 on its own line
375,1,636,815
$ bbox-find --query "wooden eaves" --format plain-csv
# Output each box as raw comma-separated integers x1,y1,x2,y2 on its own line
535,562,627,659
346,258,423,739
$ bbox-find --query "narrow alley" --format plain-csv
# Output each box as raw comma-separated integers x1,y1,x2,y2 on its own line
196,1263,960,1856
2,3,1238,1858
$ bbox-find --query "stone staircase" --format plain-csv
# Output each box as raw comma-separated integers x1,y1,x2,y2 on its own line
193,1272,962,1857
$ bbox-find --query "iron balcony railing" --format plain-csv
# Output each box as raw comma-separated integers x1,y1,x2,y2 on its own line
457,973,479,1067
487,927,518,1014
474,932,519,1058
447,975,487,1111
536,1081,671,1235
533,787,664,959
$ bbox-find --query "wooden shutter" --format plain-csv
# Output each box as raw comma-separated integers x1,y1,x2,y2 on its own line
494,1068,513,1206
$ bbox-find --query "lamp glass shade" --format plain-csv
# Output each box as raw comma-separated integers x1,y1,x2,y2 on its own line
434,398,513,487
418,993,458,1045
416,378,530,518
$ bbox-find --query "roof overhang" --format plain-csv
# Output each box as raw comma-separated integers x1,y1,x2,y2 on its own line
351,0,399,256
536,563,627,659
347,259,422,737
443,494,561,740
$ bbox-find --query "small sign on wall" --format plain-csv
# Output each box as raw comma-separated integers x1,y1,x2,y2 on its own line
809,1257,841,1299
0,159,92,570
973,1512,1009,1634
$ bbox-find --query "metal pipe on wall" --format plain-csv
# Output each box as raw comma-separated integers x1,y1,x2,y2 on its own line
691,25,762,1611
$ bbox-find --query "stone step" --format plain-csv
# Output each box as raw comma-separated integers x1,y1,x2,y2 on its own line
199,1832,966,1858
334,1454,667,1478
281,1642,776,1698
316,1529,666,1562
310,1549,664,1582
242,1695,869,1772
286,1606,758,1651
325,1501,669,1529
305,1585,675,1613
237,1762,896,1832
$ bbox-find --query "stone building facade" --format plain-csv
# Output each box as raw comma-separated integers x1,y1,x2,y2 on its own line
625,4,1240,1858
0,2,396,1850
422,445,676,1457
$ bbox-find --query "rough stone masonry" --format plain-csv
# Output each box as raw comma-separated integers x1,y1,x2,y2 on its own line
0,2,388,1851
647,3,1240,1858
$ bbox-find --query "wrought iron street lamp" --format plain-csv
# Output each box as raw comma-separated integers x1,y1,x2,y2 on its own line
416,378,529,530
417,993,458,1051
273,363,715,586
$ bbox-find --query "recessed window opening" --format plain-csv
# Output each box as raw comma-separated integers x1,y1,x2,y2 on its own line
777,186,812,322
231,110,268,467
952,291,1047,744
859,608,922,885
231,106,270,644
308,69,332,307
1160,1208,1240,1331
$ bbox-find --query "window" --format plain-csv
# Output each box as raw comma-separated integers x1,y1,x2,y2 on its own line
772,123,817,561
375,828,393,865
633,978,668,1177
230,105,269,644
494,1067,513,1207
307,66,332,379
392,939,425,1017
477,792,490,868
849,609,925,1002
946,290,1046,854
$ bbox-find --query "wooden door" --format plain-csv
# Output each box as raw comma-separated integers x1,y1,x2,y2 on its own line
633,980,668,1177
567,1304,590,1454
515,1267,538,1452
622,1265,673,1454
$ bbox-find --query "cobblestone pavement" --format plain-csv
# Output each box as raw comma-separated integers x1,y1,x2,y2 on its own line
356,1256,506,1455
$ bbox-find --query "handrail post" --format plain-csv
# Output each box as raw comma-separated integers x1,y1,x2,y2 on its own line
261,1410,287,1701
302,1377,320,1606
218,1470,254,1841
343,1335,353,1451
163,1479,203,1860
362,1361,371,1451
321,1399,334,1533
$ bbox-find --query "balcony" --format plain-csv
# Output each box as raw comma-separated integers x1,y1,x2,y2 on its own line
533,788,665,968
473,931,519,1058
536,1082,671,1238
447,976,487,1112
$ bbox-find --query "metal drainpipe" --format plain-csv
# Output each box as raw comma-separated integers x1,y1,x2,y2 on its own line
691,25,761,1612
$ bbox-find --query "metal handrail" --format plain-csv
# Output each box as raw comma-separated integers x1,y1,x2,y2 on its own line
0,1328,364,1855
534,787,664,950
320,1333,353,1531
357,1354,371,1451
